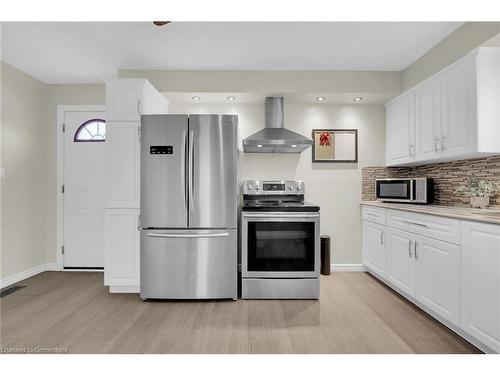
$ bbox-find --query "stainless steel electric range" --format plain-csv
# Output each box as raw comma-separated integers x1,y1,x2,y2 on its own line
241,180,320,299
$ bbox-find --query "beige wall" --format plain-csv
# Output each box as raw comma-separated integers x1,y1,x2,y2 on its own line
402,22,500,90
119,69,402,95
1,62,49,278
0,61,104,278
169,102,386,264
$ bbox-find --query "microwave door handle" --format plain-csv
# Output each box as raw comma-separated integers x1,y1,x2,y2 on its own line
410,180,414,201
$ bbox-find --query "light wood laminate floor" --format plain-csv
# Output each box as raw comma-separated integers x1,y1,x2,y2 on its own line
0,271,481,354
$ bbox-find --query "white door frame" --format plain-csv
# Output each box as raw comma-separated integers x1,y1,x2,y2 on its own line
56,105,106,271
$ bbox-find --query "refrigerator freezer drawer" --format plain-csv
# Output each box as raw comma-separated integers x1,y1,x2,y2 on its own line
140,229,237,299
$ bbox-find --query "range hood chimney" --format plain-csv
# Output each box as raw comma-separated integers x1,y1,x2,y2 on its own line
242,96,313,153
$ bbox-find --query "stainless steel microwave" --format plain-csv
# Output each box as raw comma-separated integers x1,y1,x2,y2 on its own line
375,178,434,204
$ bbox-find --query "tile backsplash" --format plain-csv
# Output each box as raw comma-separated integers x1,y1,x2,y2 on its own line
362,155,500,207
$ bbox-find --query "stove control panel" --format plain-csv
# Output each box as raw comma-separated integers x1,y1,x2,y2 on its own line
243,180,304,195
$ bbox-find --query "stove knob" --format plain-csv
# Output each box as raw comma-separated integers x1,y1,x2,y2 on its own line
289,185,294,191
255,185,260,191
247,184,253,190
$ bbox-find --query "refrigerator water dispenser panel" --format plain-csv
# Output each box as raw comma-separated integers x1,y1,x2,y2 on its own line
150,146,173,154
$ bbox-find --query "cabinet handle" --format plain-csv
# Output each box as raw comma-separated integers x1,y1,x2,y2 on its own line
434,136,440,152
414,241,419,260
408,240,413,258
137,99,142,114
401,219,428,228
409,143,415,156
441,135,446,150
380,231,385,245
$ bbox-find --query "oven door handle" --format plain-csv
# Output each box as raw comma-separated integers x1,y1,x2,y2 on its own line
243,213,320,218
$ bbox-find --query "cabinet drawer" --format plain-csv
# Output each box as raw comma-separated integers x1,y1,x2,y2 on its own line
387,209,460,245
362,205,386,225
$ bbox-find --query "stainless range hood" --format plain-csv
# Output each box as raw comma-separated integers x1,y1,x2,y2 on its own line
242,97,313,153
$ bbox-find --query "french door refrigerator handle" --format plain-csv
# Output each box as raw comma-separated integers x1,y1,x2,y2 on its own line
188,130,195,211
180,130,187,211
147,232,229,239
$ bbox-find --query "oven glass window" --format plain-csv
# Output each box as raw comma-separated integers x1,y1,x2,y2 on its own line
247,222,315,272
377,180,412,199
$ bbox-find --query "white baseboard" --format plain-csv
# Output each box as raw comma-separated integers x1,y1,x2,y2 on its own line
109,285,140,293
45,263,59,271
330,264,366,272
0,263,58,289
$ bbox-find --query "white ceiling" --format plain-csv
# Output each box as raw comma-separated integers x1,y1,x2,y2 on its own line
1,22,463,84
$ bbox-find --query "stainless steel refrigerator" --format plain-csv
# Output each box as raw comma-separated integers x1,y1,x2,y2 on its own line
140,114,238,300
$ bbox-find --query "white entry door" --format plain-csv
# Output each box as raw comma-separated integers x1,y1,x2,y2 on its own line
63,111,106,268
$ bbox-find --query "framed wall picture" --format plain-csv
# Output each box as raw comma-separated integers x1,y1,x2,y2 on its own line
311,129,358,163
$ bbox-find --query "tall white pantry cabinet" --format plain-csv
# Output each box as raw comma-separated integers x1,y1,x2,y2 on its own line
104,79,169,293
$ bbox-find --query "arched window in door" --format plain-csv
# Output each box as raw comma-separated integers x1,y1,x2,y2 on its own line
74,119,106,142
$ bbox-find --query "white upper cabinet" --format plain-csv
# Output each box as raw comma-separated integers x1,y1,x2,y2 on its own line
386,92,415,165
441,53,477,157
106,79,169,122
415,78,441,162
386,47,500,166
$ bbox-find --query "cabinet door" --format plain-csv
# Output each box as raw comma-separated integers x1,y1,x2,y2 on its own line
106,80,142,122
415,78,441,162
104,209,140,289
386,228,415,296
441,55,478,157
362,221,386,277
415,236,460,325
461,221,500,352
386,92,415,166
105,122,140,208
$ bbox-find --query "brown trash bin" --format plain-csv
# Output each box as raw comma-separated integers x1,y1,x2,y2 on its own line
320,235,331,275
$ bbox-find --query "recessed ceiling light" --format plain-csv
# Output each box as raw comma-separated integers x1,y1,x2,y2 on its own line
227,96,236,101
353,97,363,102
290,144,297,148
192,96,201,101
316,97,325,102
257,145,263,148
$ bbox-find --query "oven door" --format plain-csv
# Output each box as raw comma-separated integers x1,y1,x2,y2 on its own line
376,179,414,202
242,212,320,278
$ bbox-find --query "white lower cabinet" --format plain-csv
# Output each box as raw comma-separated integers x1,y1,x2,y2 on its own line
362,205,499,352
415,236,460,325
104,209,140,292
362,221,386,277
386,228,415,296
461,221,500,352
385,227,460,324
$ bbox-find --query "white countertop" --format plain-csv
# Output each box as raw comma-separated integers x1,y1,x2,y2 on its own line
361,200,500,225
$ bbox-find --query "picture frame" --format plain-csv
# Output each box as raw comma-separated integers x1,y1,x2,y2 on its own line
311,129,358,163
